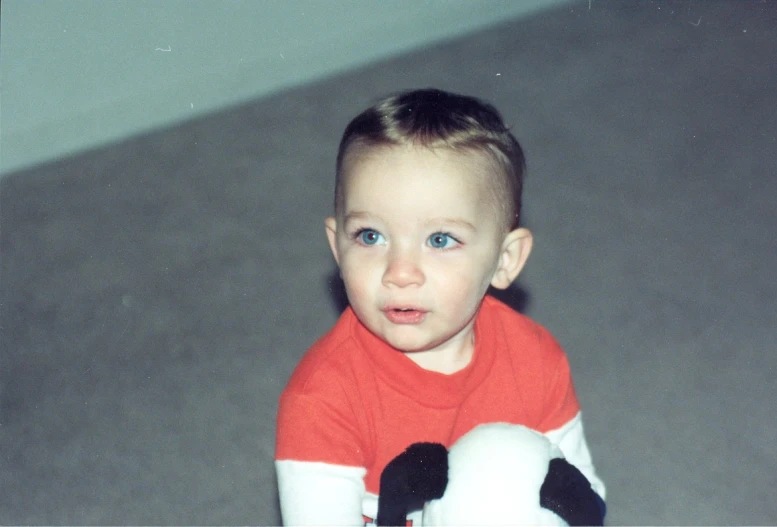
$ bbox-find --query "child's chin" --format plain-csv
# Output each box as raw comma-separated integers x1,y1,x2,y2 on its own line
386,339,427,354
382,333,442,355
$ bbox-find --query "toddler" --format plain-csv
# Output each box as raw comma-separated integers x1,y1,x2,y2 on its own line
275,88,605,525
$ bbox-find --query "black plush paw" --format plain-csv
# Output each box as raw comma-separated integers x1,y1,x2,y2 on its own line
539,458,603,526
377,442,449,526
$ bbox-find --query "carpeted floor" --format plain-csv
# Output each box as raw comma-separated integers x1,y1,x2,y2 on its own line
2,1,776,524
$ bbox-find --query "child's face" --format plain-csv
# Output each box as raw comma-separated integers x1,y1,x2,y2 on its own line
325,144,531,359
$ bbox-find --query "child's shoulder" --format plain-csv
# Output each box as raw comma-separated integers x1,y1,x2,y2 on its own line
483,294,554,336
482,295,567,359
282,308,364,394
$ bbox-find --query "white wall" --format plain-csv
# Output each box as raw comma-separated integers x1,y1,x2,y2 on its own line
0,0,572,176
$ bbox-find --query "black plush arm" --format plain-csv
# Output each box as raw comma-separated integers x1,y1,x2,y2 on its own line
376,442,449,526
540,457,604,526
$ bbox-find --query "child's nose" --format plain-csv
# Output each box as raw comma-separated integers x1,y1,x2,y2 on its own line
382,249,425,288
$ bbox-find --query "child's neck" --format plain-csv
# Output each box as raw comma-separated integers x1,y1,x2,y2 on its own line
405,331,475,375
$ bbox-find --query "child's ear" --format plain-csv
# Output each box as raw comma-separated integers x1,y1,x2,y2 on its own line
491,228,533,290
324,217,340,265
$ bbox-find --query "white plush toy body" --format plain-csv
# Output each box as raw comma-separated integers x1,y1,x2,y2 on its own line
422,423,567,526
376,423,603,526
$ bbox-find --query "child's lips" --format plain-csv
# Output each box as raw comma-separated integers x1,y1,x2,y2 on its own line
382,306,427,325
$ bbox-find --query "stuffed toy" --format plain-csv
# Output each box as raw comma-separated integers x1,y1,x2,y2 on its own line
376,423,603,526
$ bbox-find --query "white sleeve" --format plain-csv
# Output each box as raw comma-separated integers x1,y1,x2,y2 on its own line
275,459,367,526
543,412,606,500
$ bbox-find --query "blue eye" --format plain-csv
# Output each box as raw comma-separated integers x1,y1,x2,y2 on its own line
358,229,385,245
428,232,457,249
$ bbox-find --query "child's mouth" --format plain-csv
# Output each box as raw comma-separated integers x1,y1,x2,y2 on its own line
383,307,427,325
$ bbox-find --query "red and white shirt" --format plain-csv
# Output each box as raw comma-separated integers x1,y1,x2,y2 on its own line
275,295,605,525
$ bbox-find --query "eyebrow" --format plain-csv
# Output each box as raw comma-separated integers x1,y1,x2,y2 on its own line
343,211,378,224
344,211,476,232
425,217,477,232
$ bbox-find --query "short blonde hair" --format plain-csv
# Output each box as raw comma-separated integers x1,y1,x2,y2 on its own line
335,88,526,230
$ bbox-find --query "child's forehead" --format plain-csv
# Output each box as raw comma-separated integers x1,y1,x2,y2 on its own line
342,143,497,190
340,144,503,221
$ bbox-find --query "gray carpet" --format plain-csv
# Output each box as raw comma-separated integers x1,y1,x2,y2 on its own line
2,1,776,524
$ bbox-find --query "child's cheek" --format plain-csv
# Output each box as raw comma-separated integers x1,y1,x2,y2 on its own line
340,263,372,302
